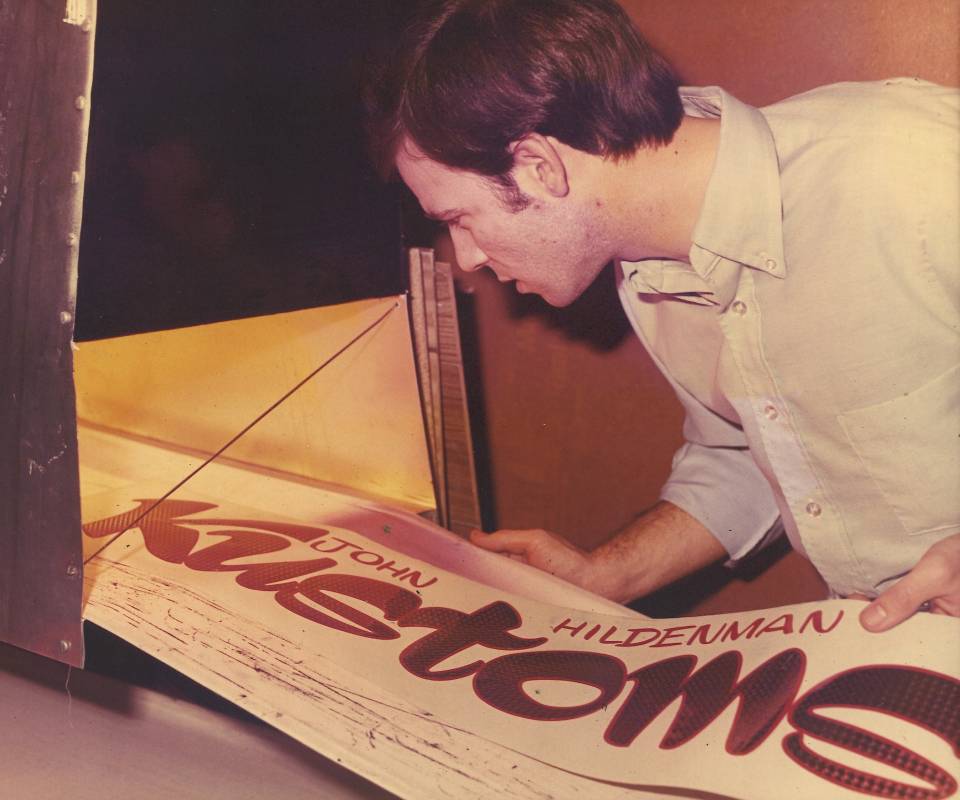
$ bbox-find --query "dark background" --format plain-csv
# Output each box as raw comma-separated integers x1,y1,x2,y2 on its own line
75,0,411,340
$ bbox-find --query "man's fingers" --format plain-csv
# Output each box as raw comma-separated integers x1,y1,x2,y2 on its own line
469,529,542,555
860,534,960,631
860,561,940,632
468,531,530,563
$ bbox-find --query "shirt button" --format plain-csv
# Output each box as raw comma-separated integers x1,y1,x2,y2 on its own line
764,405,779,420
731,300,747,315
805,501,822,518
765,257,778,271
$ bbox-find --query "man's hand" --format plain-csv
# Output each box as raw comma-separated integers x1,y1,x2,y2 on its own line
468,502,727,604
469,528,599,591
860,533,960,632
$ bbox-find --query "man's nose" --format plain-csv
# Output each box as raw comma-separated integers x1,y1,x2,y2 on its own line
449,226,488,272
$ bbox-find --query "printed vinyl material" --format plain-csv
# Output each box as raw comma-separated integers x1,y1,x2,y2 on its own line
80,472,959,799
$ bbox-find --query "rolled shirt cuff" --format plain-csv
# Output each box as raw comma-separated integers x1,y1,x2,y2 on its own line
660,442,782,561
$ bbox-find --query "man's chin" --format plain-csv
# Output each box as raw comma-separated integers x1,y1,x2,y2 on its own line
516,281,551,303
517,282,579,308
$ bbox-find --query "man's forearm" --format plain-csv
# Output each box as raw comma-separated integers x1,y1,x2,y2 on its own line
584,500,727,603
470,500,727,604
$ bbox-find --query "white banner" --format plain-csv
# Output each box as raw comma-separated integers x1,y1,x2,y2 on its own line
82,490,959,800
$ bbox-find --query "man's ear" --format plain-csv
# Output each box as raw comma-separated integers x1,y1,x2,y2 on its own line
509,134,569,199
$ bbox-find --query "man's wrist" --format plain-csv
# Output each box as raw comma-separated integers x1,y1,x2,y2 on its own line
580,548,652,603
582,501,727,604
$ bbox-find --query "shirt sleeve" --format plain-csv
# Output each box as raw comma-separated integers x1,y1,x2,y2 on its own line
659,367,782,561
617,282,782,560
661,440,783,561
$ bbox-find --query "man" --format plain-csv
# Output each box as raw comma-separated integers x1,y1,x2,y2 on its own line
364,0,960,630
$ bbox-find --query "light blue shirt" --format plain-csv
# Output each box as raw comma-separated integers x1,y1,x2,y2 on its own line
619,80,960,596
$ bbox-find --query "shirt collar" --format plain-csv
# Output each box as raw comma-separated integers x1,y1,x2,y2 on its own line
620,86,786,303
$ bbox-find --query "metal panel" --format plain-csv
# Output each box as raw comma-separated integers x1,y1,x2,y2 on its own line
408,248,484,535
0,0,96,666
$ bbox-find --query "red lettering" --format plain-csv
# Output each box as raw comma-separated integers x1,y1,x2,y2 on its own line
232,559,337,591
598,627,626,646
196,518,328,544
783,666,960,799
398,601,546,680
182,530,336,590
798,608,843,634
687,623,724,646
605,649,806,755
376,560,410,579
720,618,765,642
83,499,215,563
553,618,587,637
400,570,438,589
618,627,661,648
276,574,421,640
651,625,696,648
474,651,626,721
310,536,356,554
83,499,332,560
757,614,794,636
351,550,384,566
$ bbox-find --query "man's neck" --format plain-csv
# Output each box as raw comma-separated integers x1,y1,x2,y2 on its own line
602,115,721,263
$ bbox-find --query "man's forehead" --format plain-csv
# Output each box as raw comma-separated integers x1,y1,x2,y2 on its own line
397,139,458,182
396,138,436,173
396,139,484,215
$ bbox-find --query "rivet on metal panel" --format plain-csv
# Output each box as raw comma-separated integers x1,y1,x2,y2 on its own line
60,311,73,324
66,233,79,246
59,639,72,653
74,96,86,111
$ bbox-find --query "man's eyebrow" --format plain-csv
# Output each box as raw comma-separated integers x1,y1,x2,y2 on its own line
424,208,465,222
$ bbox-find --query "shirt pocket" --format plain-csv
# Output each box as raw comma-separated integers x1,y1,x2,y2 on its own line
837,364,960,536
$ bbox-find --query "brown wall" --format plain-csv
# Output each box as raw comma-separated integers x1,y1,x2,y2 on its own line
445,0,958,614
625,0,958,104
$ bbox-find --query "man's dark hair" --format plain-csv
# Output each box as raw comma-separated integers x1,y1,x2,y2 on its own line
364,0,683,186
